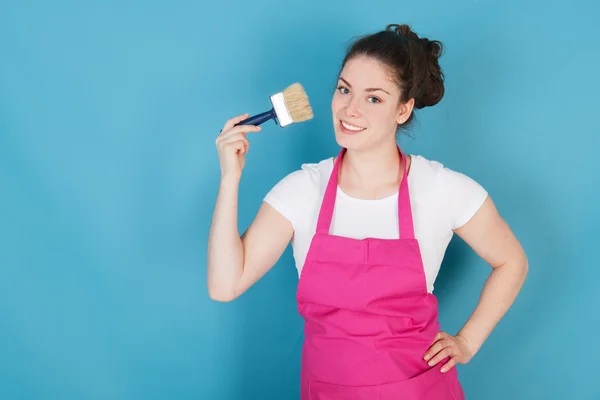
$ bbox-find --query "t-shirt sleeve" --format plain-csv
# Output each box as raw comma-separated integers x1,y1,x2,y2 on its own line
438,165,488,230
263,168,315,231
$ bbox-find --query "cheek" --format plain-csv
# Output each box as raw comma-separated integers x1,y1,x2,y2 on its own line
331,93,343,112
362,103,386,119
368,105,399,130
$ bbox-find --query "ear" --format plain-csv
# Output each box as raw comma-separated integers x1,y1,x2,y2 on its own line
396,98,415,124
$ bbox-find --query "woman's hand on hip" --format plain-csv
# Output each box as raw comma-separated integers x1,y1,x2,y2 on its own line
423,331,476,373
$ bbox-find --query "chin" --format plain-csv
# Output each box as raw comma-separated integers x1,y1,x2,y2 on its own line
334,131,364,150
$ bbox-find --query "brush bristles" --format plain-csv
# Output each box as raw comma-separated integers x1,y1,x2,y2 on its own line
281,83,314,123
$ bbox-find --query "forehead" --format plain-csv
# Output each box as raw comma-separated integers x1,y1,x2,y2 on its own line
339,55,397,89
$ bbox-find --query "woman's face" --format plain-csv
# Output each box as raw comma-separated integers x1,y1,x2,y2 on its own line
331,55,413,151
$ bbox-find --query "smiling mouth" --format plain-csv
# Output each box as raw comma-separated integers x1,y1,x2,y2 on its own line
340,120,366,132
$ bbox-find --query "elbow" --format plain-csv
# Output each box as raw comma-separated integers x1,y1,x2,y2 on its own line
207,284,238,303
208,290,236,302
514,253,529,284
519,250,529,275
209,293,236,302
521,257,529,280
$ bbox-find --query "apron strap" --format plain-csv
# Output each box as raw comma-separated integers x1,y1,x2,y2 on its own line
397,149,415,240
315,148,344,235
315,146,415,240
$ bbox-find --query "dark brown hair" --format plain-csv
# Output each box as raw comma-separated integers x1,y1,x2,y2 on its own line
340,24,445,129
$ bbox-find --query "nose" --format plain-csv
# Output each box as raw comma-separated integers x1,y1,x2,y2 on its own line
344,96,361,118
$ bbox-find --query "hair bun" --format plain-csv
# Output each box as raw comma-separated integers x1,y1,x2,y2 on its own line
385,23,445,109
422,38,443,60
386,24,419,41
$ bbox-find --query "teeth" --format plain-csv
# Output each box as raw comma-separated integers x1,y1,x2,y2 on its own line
341,121,365,131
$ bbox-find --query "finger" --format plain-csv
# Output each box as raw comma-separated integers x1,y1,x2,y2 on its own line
222,124,262,138
217,125,261,143
223,141,246,155
217,131,249,147
223,141,249,156
219,133,250,149
427,346,454,367
239,139,249,154
440,356,458,373
223,138,249,154
221,113,250,133
240,139,249,154
427,331,445,349
424,338,451,361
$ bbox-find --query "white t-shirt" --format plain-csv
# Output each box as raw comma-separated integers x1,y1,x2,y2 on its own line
263,154,488,293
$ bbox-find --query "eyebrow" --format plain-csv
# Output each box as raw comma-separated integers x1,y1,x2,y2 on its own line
338,77,391,95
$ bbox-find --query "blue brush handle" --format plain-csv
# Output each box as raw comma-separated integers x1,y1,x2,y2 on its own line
219,109,277,133
236,108,276,127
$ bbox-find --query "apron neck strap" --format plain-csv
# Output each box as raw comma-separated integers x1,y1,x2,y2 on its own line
315,146,415,240
397,149,415,240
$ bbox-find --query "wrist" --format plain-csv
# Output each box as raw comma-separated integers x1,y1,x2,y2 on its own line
456,331,482,355
220,174,241,187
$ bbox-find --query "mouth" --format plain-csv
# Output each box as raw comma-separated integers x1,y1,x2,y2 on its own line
339,120,366,134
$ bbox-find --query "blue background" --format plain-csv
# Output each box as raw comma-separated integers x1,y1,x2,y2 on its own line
1,0,599,398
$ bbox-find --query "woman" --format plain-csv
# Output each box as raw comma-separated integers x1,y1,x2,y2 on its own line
208,23,528,399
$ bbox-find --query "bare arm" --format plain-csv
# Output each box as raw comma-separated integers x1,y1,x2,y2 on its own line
207,189,293,301
453,195,529,352
425,195,528,371
207,114,294,302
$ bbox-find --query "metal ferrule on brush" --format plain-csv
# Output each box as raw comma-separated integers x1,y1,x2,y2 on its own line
270,93,293,128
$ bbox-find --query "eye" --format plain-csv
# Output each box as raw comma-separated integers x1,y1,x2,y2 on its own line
367,96,381,103
337,86,350,94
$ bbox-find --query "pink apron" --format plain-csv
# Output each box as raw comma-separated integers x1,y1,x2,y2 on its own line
296,147,465,399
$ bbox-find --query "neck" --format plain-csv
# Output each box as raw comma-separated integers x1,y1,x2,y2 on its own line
338,141,406,198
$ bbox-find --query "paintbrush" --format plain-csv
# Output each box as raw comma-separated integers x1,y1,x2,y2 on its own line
234,82,314,129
